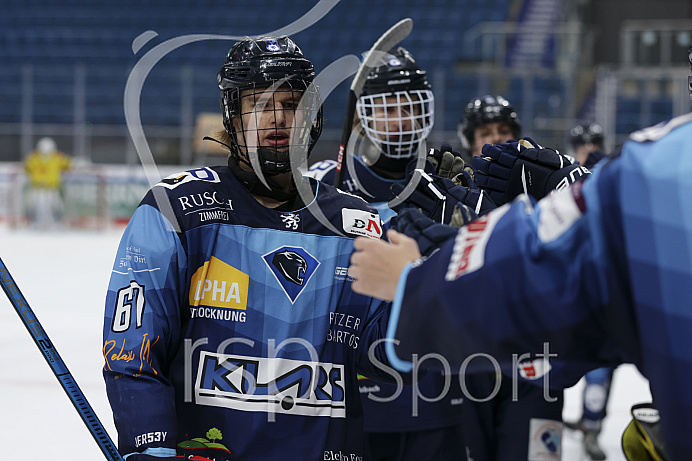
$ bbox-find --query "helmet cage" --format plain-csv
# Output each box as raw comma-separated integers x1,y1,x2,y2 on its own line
221,79,323,175
218,36,322,175
356,89,434,160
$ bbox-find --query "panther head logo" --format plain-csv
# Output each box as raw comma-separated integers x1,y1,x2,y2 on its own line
271,250,307,286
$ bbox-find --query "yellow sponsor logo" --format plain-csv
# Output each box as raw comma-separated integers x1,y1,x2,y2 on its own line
189,257,248,310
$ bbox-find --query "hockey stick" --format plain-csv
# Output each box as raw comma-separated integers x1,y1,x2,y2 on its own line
333,18,414,188
0,257,123,461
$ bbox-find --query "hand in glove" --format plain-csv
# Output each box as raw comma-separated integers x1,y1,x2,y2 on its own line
426,144,475,187
393,155,496,224
390,207,460,256
471,137,590,206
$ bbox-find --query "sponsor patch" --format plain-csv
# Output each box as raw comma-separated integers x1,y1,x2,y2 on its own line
342,209,383,239
189,257,249,310
158,167,221,190
528,418,562,460
177,428,232,461
537,186,584,243
195,352,346,417
334,266,353,282
445,207,507,281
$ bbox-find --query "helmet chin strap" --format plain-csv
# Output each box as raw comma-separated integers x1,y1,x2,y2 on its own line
370,154,414,177
227,155,298,203
204,136,299,203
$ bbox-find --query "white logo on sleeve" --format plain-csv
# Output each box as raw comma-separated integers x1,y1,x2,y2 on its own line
158,167,221,190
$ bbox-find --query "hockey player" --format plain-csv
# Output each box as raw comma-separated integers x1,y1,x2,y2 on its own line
458,95,522,159
307,46,436,224
347,111,692,460
567,122,607,169
307,47,469,461
102,35,395,461
457,95,566,461
565,121,612,461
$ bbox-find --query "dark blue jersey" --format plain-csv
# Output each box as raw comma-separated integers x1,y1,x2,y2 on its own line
385,112,692,459
307,156,400,225
103,165,390,460
308,157,465,433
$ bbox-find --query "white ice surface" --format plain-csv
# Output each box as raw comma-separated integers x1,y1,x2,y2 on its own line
0,226,652,460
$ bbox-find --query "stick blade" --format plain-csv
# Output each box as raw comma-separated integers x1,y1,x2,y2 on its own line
351,18,413,93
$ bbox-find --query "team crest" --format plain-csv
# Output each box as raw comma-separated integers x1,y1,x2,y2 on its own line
262,246,320,303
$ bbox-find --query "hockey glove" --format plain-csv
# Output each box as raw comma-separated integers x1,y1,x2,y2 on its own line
621,403,668,461
392,158,496,224
471,137,590,206
426,144,475,187
390,207,460,256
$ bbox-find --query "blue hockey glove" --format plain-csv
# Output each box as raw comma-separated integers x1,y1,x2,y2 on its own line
426,143,474,187
390,207,460,256
472,137,590,205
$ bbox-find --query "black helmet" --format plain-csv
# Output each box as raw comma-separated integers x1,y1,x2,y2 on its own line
457,95,521,150
356,47,434,163
568,122,604,147
218,35,323,175
361,46,432,96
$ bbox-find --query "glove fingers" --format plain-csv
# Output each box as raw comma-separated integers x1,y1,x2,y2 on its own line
451,170,473,187
429,147,467,181
497,149,519,168
449,203,477,227
471,156,491,175
487,162,511,179
437,151,455,178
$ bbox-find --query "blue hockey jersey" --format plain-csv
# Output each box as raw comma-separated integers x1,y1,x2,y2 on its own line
384,112,692,459
103,165,389,460
307,157,465,433
307,156,399,225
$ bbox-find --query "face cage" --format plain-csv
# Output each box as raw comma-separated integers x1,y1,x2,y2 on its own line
356,89,434,160
222,81,322,175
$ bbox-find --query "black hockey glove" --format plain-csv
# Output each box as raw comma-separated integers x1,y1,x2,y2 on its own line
390,207,460,256
471,137,591,206
426,143,475,187
392,157,496,224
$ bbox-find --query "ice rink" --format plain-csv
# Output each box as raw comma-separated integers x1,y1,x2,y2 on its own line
0,226,652,460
